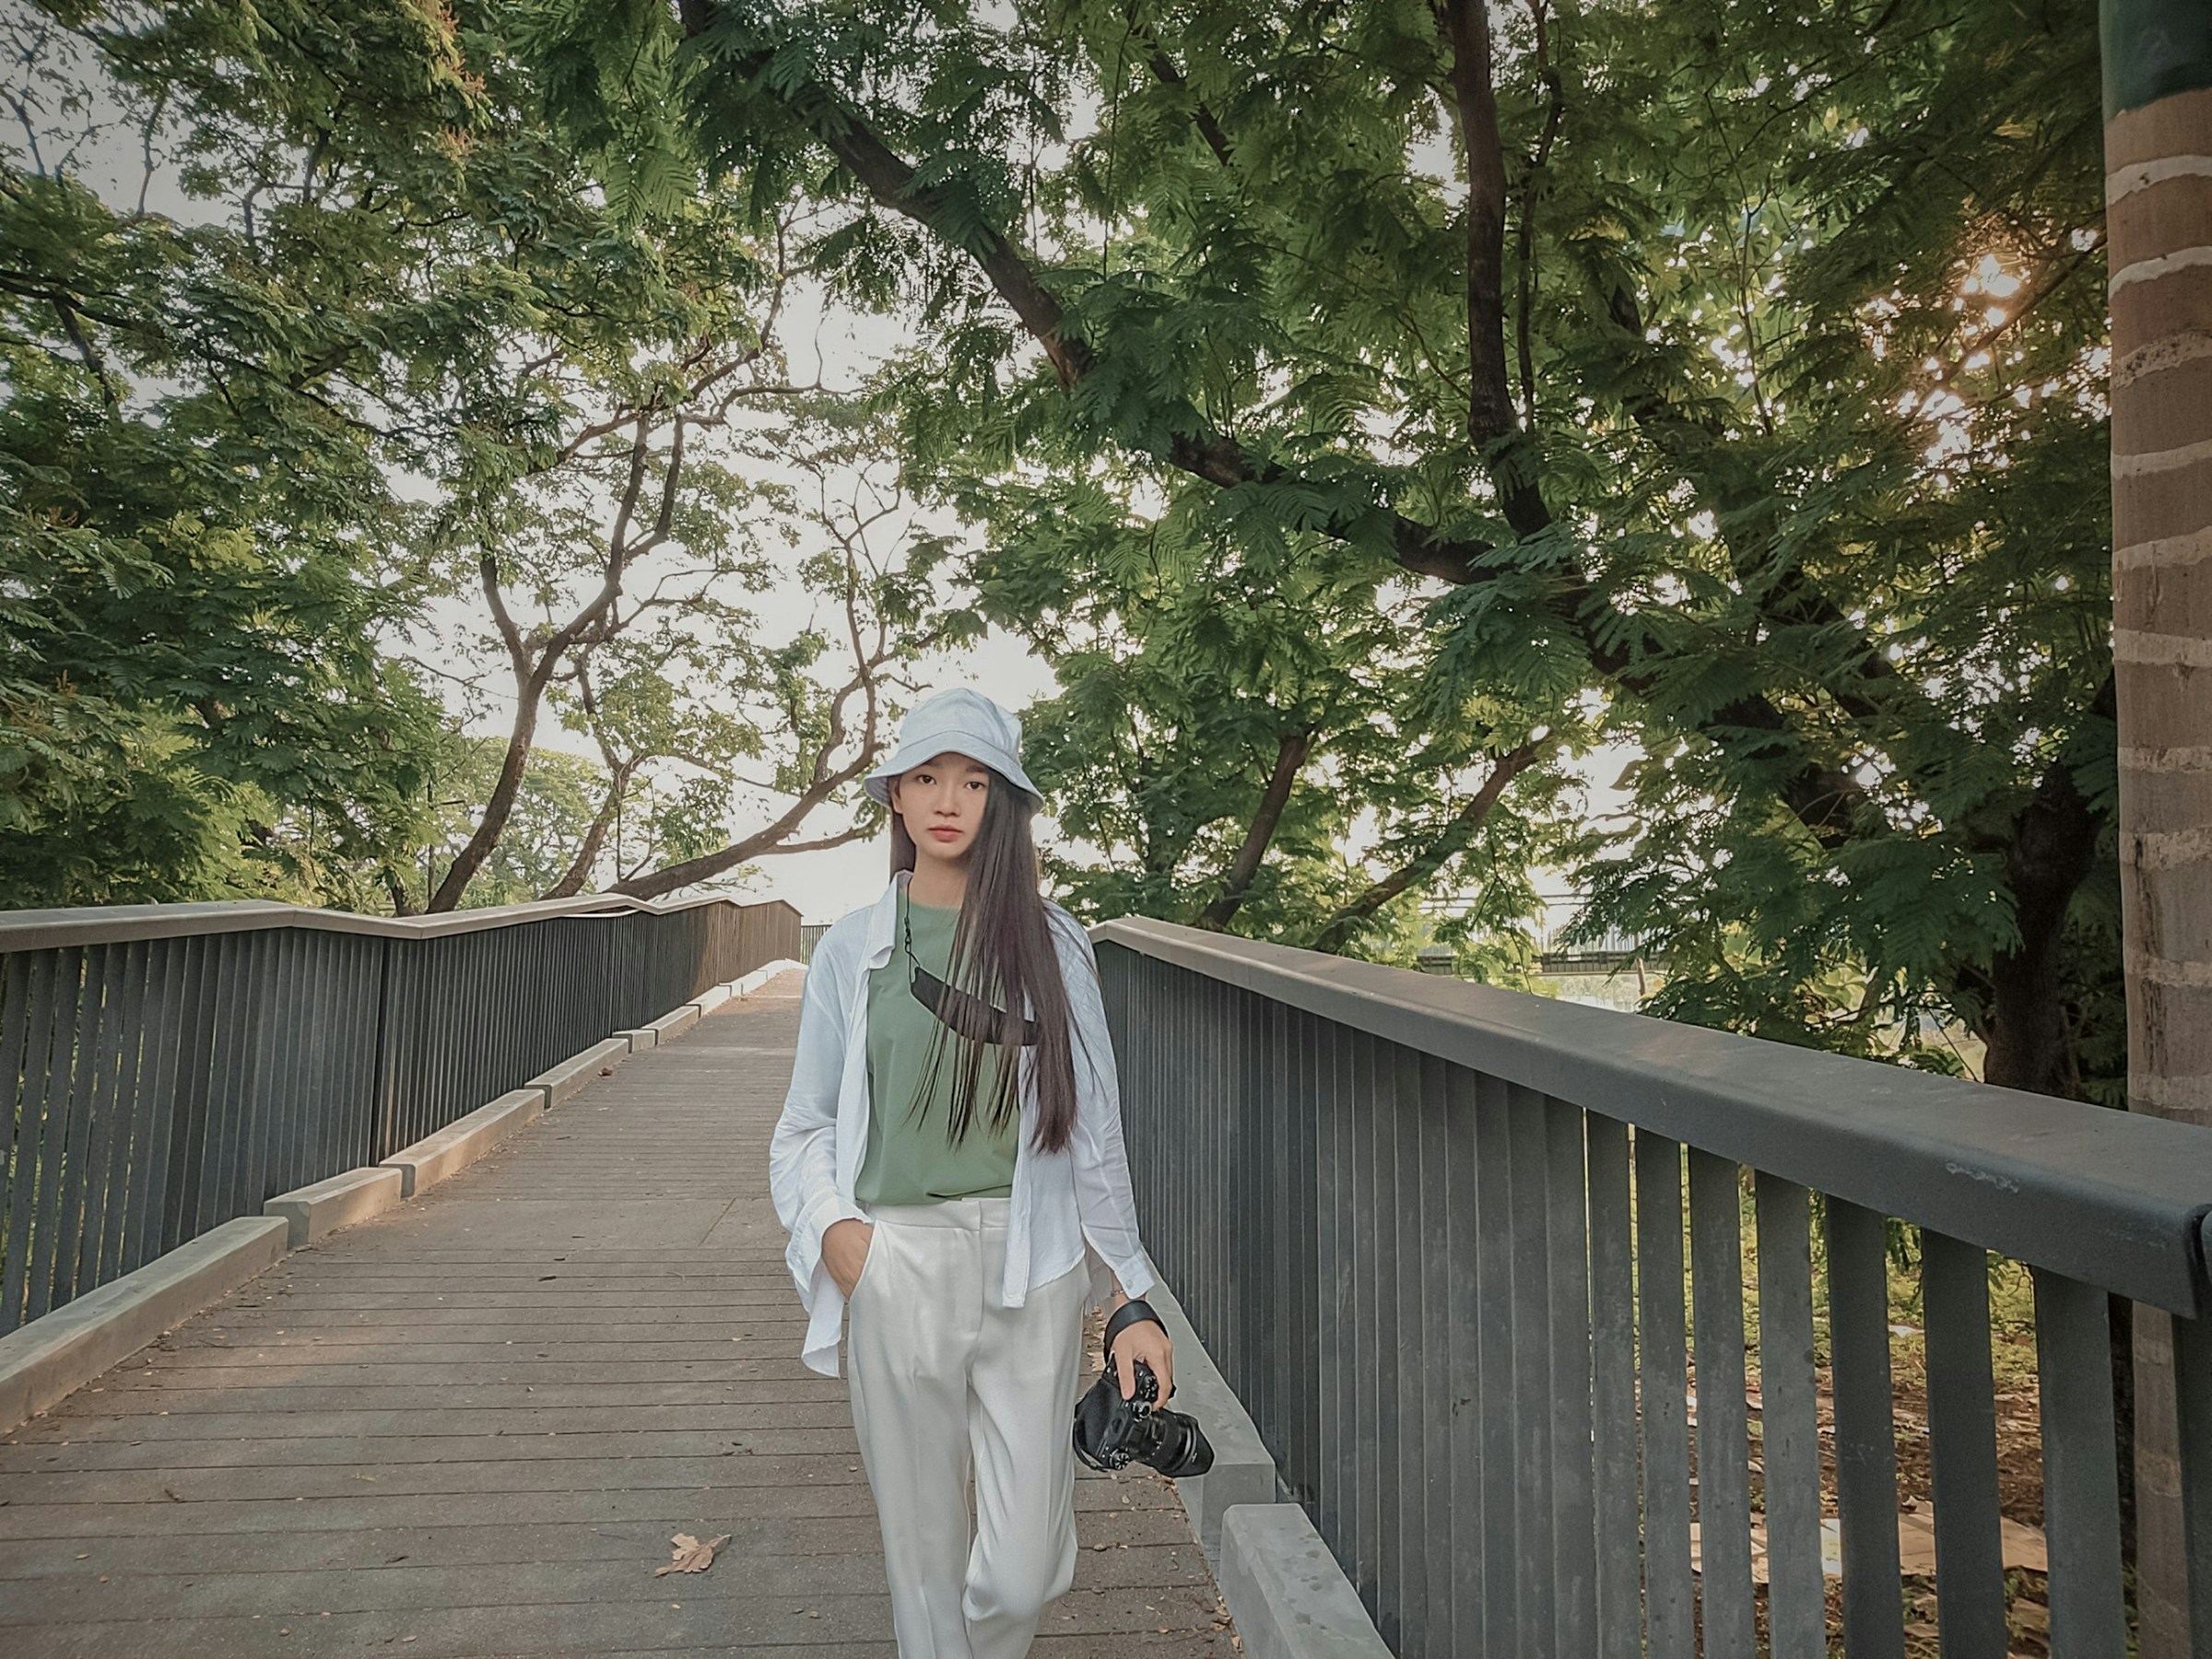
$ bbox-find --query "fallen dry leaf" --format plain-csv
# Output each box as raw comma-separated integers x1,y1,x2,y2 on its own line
654,1532,734,1577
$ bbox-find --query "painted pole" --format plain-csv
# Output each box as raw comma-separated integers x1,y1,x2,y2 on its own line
2102,4,2212,1652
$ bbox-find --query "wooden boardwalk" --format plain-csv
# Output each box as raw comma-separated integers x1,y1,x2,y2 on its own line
0,974,1236,1657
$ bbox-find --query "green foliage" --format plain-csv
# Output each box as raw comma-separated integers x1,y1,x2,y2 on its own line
519,0,2120,1094
4,0,2127,1106
971,452,1587,951
0,113,450,905
3,1,892,912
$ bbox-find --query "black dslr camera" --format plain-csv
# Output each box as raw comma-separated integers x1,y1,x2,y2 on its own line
1071,1300,1215,1478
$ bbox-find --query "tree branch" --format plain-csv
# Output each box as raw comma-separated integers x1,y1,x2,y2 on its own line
1199,729,1313,929
1141,41,1233,165
1308,744,1542,954
669,2,1895,866
1513,0,1564,429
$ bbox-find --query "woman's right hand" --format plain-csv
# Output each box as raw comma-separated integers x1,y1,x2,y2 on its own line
823,1218,876,1298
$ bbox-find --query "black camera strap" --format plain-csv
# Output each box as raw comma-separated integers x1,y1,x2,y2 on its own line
1103,1297,1165,1355
904,897,1039,1047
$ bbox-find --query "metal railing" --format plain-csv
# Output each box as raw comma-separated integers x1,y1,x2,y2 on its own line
1097,917,2212,1659
0,894,799,1335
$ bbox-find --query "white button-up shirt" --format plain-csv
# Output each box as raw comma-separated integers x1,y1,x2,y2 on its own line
768,871,1160,1377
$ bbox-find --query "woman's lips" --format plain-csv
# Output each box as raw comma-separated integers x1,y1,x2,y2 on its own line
927,826,961,841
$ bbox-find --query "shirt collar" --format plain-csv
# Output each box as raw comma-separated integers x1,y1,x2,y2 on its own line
861,869,912,968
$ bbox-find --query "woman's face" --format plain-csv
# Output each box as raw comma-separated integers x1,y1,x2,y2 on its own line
889,751,993,867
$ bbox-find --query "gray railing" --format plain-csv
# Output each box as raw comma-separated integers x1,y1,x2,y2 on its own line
1097,917,2212,1659
0,894,799,1335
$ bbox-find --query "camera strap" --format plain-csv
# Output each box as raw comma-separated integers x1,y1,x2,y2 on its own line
1103,1297,1165,1354
904,898,1039,1047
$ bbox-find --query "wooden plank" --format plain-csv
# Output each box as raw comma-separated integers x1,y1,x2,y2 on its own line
1753,1176,1823,1659
1688,1149,1754,1659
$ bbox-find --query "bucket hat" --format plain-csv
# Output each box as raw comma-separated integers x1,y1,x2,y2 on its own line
864,687,1046,809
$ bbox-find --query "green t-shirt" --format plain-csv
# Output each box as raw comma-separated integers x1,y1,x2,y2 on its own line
856,887,1020,1206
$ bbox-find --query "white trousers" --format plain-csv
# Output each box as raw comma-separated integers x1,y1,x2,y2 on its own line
844,1195,1088,1659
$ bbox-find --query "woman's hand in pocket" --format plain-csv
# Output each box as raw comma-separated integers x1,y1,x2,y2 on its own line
823,1218,876,1298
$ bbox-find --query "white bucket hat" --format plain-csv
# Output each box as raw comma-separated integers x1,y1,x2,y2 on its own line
864,687,1046,808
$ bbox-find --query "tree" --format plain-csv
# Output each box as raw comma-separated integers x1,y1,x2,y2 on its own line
0,7,455,906
2100,3,2212,1649
535,0,2123,1094
4,1,925,912
605,409,959,898
409,311,793,912
929,435,1582,957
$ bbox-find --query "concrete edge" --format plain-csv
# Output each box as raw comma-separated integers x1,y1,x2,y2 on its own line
613,1026,658,1051
1146,1277,1284,1565
1146,1277,1388,1658
0,1216,290,1433
1218,1505,1394,1659
647,1004,700,1041
729,958,806,998
688,982,734,1017
526,1036,629,1108
263,1166,405,1249
377,1088,543,1199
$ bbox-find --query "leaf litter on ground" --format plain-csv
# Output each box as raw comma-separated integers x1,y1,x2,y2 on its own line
653,1532,733,1577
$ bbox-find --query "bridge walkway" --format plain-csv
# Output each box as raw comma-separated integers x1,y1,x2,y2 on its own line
0,973,1234,1657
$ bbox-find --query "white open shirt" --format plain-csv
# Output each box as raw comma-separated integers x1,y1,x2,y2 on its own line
767,870,1161,1377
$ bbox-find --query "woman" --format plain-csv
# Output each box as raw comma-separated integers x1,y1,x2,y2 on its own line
768,685,1175,1659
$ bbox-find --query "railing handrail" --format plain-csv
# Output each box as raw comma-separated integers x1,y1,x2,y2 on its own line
0,892,804,953
1094,915,2212,1316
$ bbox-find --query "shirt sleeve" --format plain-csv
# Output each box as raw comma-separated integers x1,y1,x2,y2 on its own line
1055,912,1160,1303
768,935,867,1308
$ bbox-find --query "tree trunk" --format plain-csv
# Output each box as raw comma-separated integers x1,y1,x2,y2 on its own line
542,769,627,900
428,682,542,912
1436,0,1551,535
2102,6,2212,1647
1979,723,2110,1095
1199,731,1312,930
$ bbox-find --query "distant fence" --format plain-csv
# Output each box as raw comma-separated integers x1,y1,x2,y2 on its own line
0,894,799,1335
801,922,830,960
1098,917,2212,1659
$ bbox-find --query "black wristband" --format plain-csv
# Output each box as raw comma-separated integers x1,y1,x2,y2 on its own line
1103,1297,1164,1355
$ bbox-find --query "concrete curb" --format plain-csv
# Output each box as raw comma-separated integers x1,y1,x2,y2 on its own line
1145,1277,1389,1658
614,1026,658,1051
378,1088,543,1198
1146,1278,1283,1565
264,1166,404,1248
647,1004,700,1043
686,959,803,1020
527,1036,629,1108
0,1216,289,1433
730,958,806,997
1218,1505,1394,1659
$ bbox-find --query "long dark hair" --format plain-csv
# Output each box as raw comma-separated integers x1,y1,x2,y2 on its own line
890,765,1081,1156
